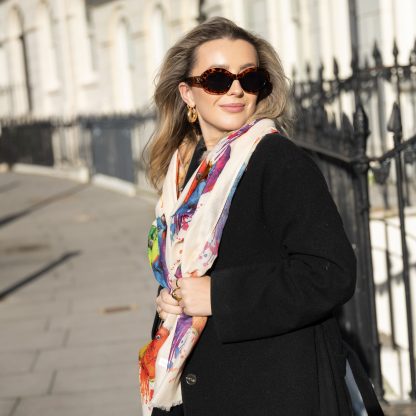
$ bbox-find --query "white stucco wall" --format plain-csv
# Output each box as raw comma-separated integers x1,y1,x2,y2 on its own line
0,0,414,119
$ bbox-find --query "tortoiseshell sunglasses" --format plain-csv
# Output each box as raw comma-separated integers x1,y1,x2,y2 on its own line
184,67,271,95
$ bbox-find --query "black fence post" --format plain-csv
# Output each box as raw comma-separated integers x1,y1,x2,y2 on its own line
352,104,384,399
387,102,416,399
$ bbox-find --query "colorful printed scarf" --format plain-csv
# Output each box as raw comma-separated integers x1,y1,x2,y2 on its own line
139,118,277,415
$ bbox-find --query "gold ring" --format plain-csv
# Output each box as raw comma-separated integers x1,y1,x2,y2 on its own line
171,288,182,302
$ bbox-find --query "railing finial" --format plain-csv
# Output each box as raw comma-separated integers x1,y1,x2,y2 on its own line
387,102,402,135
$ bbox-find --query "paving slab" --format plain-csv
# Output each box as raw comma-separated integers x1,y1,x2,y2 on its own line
52,363,137,394
14,403,140,416
0,399,17,416
0,329,66,352
33,342,142,371
13,388,139,416
0,371,53,398
0,352,38,374
0,300,71,321
0,317,48,333
66,321,148,346
48,308,149,330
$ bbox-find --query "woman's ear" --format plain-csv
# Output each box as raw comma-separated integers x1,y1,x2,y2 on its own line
178,82,195,107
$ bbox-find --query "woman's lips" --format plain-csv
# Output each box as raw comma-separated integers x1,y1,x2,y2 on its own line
219,104,245,113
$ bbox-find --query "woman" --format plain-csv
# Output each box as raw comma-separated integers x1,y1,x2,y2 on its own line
139,16,381,416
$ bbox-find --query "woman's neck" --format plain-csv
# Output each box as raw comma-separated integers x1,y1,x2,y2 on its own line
203,131,227,151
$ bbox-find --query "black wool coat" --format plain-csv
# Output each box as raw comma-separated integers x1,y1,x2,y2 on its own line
151,133,360,416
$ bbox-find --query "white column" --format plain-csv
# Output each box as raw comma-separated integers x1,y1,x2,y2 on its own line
297,0,314,79
0,42,10,116
113,19,134,112
392,0,416,63
229,0,245,27
7,7,29,116
53,0,75,117
68,0,96,86
272,0,298,77
36,1,60,116
318,0,333,79
180,0,200,33
266,0,280,50
330,0,351,78
144,1,170,103
378,0,395,66
219,0,234,21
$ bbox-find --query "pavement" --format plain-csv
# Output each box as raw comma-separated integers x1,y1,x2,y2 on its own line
0,171,157,416
0,171,416,416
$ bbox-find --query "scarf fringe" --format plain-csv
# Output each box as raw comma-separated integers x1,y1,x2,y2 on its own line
153,398,184,412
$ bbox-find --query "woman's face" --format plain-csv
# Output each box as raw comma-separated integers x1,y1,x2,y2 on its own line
179,38,259,147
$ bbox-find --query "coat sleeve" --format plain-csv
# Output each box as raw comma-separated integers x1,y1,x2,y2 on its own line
210,137,357,343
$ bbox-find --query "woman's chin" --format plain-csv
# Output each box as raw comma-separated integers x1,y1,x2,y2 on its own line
218,115,253,132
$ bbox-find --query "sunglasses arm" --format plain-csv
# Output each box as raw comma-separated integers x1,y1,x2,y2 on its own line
184,76,202,87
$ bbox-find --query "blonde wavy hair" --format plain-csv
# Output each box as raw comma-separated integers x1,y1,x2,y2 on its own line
146,16,293,191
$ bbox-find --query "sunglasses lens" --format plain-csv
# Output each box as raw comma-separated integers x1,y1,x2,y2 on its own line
240,70,268,93
194,68,270,94
203,72,232,93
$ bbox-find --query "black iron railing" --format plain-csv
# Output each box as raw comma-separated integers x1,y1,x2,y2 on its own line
0,113,155,188
292,39,416,401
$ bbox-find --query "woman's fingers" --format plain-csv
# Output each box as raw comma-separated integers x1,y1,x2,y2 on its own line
155,276,213,317
161,288,181,305
155,277,213,317
161,303,183,315
156,288,183,315
176,276,212,316
158,309,167,321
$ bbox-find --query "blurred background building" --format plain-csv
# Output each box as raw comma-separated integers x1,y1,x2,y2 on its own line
1,0,415,168
1,0,415,118
1,0,416,406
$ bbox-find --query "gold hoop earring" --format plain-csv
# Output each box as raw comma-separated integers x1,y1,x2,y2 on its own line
187,105,198,123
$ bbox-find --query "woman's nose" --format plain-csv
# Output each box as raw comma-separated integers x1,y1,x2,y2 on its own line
227,79,244,96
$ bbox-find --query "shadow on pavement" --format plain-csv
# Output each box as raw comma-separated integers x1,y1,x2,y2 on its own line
0,183,89,228
0,250,81,301
0,180,20,194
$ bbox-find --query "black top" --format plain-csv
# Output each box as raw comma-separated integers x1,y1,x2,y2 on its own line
183,137,207,185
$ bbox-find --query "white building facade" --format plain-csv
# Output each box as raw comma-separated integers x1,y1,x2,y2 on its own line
0,0,200,118
1,0,415,119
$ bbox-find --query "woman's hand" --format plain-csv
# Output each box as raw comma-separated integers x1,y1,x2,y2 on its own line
176,275,212,317
156,288,183,321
